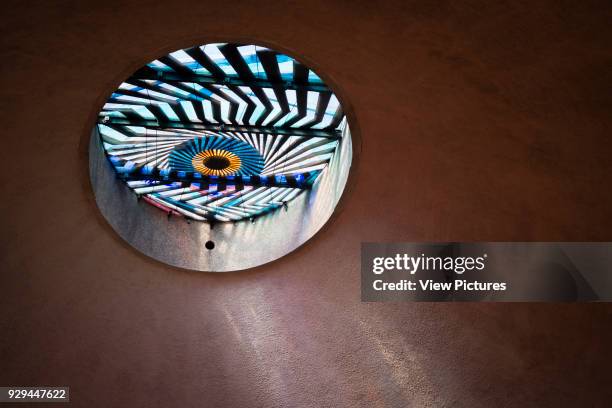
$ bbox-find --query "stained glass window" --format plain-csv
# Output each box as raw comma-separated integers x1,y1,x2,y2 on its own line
97,43,347,222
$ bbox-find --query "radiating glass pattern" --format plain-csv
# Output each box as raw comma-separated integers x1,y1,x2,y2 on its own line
98,43,346,222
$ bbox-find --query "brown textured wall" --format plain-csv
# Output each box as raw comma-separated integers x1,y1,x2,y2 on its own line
1,1,611,407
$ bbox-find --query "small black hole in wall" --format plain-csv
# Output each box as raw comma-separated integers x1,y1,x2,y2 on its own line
205,241,215,250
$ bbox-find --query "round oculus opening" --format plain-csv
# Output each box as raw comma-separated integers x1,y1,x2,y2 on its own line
89,41,355,272
204,156,231,170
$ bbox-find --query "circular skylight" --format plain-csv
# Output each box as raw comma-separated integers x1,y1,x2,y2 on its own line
90,42,354,271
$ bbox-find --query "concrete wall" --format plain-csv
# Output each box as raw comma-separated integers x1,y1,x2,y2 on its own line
2,1,612,407
90,123,353,272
